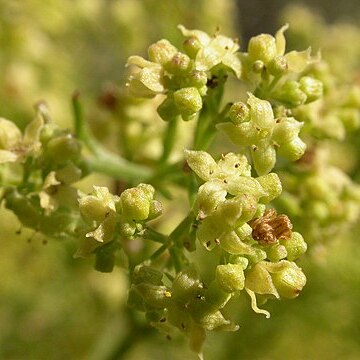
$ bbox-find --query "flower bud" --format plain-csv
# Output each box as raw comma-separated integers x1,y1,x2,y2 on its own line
118,221,136,238
164,52,191,75
157,96,179,122
267,55,288,76
235,223,253,241
226,176,266,199
196,180,227,218
230,256,249,269
282,231,307,261
137,183,155,200
183,36,202,58
248,34,277,64
278,137,306,161
229,102,249,124
246,247,267,264
267,244,288,262
236,194,258,223
79,186,117,224
46,134,81,164
134,283,172,309
205,280,232,310
55,164,82,184
173,87,202,119
148,39,178,65
187,70,208,89
248,94,275,130
272,117,303,145
216,264,245,293
185,149,218,181
251,143,276,175
132,265,163,286
217,122,258,147
256,173,282,203
212,197,243,229
274,81,307,107
299,76,323,103
120,186,151,221
270,262,306,299
171,266,202,303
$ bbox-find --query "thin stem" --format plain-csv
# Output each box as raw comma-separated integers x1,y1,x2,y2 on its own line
84,156,151,182
160,118,178,164
169,247,182,272
72,93,152,182
169,212,195,246
143,228,168,244
150,243,169,261
193,76,225,151
193,105,210,150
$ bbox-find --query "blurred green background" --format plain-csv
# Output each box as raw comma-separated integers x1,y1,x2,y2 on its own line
1,1,360,359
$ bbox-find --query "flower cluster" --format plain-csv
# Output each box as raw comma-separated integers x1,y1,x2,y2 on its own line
76,183,162,272
185,150,307,312
218,94,306,175
275,148,360,245
128,150,307,353
1,106,83,240
241,25,323,106
293,63,360,140
126,26,241,121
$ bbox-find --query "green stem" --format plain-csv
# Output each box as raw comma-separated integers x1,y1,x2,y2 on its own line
84,156,151,182
72,93,152,182
169,211,195,246
150,243,169,261
193,79,225,151
193,105,210,150
160,118,178,164
143,228,168,244
267,75,281,93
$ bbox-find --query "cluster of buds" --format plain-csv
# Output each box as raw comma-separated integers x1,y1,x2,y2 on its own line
293,63,360,140
128,264,239,353
275,149,360,245
76,184,162,272
126,26,241,121
185,150,307,316
241,25,323,106
1,107,83,240
218,94,306,175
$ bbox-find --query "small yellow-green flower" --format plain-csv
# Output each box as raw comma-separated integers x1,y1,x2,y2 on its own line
178,25,241,78
0,113,44,163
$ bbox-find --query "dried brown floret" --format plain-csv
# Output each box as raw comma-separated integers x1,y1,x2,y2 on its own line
249,208,293,245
